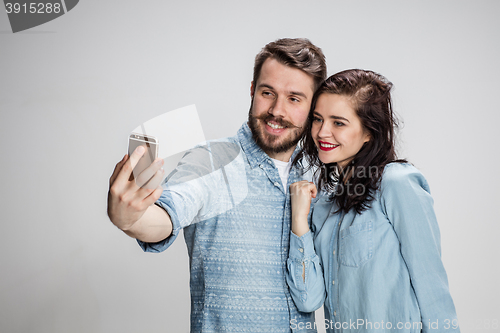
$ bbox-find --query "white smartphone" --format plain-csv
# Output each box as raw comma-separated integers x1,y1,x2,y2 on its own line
128,133,159,181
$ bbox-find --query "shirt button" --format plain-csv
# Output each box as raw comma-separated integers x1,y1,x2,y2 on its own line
334,311,336,316
299,248,304,253
274,182,280,187
333,250,336,255
332,280,335,285
259,164,264,169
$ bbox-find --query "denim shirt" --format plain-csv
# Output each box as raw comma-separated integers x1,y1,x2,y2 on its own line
138,123,317,333
287,163,460,333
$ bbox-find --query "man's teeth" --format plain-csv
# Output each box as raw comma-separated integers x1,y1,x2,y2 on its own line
320,143,338,148
267,122,285,129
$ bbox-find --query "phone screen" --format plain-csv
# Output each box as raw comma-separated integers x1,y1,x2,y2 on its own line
128,133,158,181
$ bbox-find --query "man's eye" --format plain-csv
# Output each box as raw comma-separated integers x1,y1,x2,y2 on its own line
290,97,300,103
263,91,273,97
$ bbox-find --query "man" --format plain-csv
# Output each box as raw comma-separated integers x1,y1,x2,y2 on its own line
108,38,327,332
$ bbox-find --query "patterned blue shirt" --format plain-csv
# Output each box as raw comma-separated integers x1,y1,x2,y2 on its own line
138,123,317,333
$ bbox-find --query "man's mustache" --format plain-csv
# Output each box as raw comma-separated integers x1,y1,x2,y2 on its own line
253,114,302,130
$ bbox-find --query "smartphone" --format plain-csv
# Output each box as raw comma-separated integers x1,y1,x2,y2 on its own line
128,133,159,182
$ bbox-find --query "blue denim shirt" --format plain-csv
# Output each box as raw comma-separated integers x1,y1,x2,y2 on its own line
287,163,460,333
138,123,317,333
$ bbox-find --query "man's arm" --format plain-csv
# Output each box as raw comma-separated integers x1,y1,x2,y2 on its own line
107,146,173,243
122,204,172,243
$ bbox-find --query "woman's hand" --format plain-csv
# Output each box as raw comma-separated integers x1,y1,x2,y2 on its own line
289,181,317,237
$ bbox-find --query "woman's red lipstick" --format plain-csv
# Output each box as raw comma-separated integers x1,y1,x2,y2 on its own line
318,140,339,151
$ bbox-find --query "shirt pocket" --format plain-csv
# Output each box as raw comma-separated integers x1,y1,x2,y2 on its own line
339,221,373,267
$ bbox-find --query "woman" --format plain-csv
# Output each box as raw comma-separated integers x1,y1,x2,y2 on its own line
286,69,460,332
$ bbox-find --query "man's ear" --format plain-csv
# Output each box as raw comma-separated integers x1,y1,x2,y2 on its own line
250,81,255,97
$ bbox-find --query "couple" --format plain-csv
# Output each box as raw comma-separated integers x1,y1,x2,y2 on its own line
107,38,459,332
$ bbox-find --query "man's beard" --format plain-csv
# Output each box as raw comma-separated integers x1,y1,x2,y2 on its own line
247,100,307,155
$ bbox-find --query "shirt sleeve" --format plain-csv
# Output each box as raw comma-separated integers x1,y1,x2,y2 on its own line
381,164,460,332
286,230,326,313
138,140,247,253
136,193,183,252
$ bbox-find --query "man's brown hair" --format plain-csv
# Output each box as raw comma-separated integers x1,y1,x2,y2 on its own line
253,38,327,92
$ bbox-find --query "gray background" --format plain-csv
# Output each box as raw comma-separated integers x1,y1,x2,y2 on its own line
1,1,499,332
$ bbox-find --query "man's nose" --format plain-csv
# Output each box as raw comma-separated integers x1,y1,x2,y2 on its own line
268,96,286,118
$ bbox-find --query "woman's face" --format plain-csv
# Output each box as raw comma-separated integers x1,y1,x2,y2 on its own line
311,93,370,167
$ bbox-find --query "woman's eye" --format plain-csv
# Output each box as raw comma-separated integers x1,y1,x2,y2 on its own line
334,121,344,126
313,117,322,123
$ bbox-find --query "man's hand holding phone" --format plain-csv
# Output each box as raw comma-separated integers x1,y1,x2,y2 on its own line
107,145,165,232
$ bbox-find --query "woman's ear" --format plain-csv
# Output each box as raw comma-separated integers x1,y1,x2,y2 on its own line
363,132,371,143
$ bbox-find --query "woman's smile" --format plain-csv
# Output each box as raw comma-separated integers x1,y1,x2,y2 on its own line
317,140,339,151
